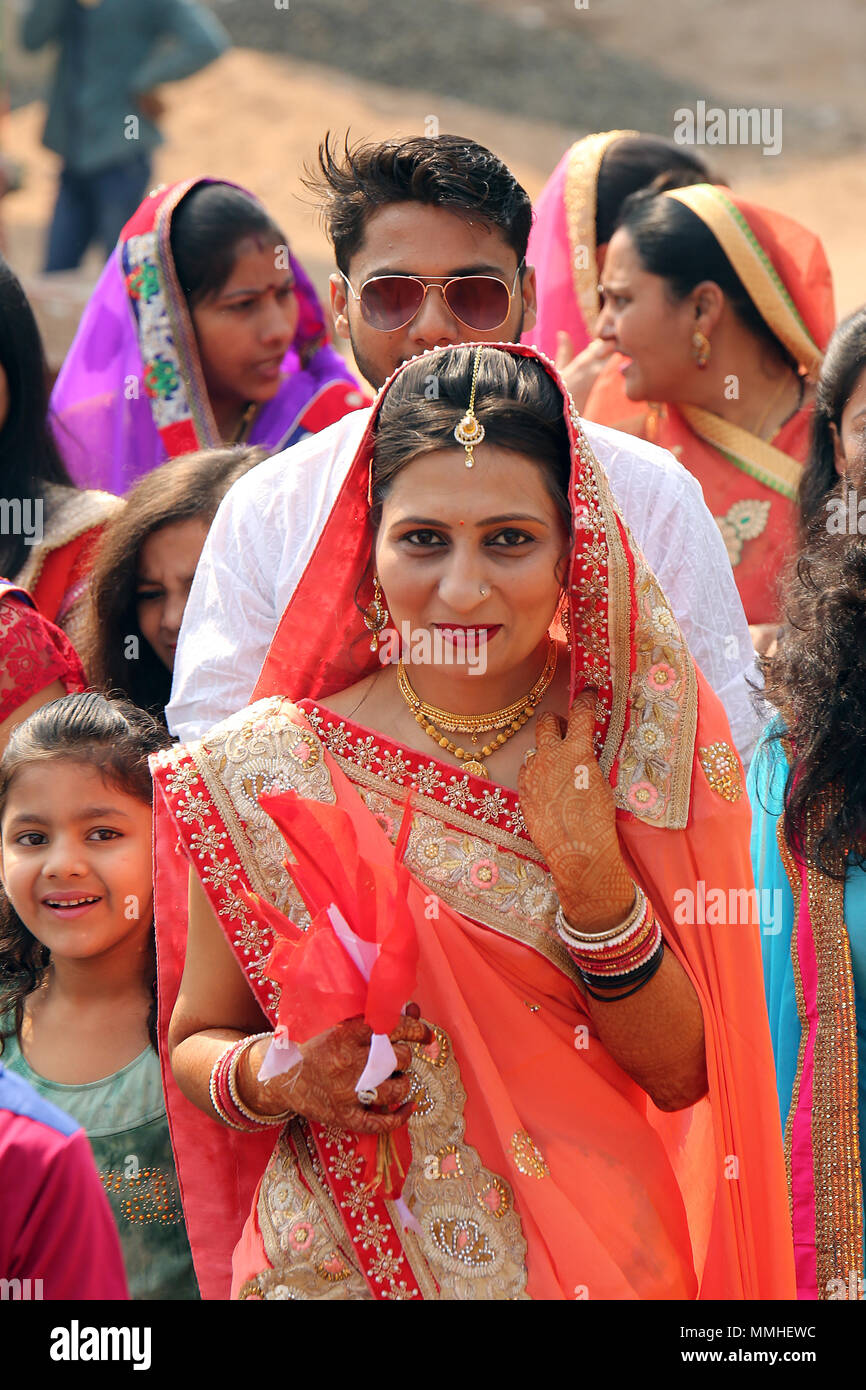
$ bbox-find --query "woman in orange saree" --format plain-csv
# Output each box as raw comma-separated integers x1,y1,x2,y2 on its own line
152,343,795,1300
583,184,835,636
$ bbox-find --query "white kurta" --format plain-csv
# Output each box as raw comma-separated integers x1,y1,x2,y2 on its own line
167,408,761,763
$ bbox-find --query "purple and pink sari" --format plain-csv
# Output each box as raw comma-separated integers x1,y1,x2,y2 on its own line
49,179,367,495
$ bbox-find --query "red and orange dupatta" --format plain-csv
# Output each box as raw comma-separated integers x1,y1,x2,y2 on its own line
152,343,795,1299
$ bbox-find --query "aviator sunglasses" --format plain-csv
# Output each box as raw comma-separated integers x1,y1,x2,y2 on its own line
339,261,525,333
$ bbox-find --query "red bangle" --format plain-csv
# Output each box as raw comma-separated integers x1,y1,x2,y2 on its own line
208,1035,293,1131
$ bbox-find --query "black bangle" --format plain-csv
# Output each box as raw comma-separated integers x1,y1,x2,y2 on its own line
579,943,664,1001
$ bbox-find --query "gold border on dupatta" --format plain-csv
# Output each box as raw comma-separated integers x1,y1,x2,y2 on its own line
329,751,584,987
776,815,806,1210
573,416,697,830
664,184,823,378
777,804,864,1297
679,403,803,501
563,131,637,330
15,485,124,598
251,1030,529,1301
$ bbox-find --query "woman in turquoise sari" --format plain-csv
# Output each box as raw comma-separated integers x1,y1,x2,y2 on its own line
749,308,866,1300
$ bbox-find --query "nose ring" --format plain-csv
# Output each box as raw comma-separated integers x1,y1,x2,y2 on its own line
479,585,489,597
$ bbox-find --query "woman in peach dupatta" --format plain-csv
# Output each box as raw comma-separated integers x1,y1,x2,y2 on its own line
152,343,794,1300
583,184,835,637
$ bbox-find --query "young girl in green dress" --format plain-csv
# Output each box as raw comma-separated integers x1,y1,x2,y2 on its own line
0,692,197,1299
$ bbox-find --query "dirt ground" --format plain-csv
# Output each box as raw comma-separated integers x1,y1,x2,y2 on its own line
3,0,865,366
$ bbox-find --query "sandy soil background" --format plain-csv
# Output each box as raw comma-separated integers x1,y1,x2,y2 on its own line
3,0,864,367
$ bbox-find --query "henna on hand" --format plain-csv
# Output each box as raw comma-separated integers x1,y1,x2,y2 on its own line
245,1013,432,1136
518,693,634,932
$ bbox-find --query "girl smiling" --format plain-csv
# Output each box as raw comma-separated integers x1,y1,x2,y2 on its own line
0,692,197,1299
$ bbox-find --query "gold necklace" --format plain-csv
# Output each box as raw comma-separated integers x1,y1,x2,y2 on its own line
397,641,557,779
228,401,258,446
752,371,797,440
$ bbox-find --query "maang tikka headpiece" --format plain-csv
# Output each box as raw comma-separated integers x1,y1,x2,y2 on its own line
453,345,485,467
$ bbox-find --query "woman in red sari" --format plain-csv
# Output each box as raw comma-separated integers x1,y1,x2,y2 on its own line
584,184,835,644
0,583,86,755
153,343,795,1300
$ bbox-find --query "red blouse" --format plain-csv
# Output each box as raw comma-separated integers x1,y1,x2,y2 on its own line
0,585,87,724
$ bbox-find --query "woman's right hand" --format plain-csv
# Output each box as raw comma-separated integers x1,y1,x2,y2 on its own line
242,1014,432,1135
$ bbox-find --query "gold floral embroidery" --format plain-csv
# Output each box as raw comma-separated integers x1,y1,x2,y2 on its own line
252,1024,529,1300
614,559,698,828
157,699,339,1012
429,1217,494,1268
251,1127,371,1302
476,1176,511,1220
428,1144,464,1180
698,742,743,802
714,498,771,566
510,1130,550,1180
309,707,529,836
347,782,578,982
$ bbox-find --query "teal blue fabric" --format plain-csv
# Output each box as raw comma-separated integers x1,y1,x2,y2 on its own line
748,724,866,1242
21,0,228,174
748,729,799,1126
1,1025,198,1300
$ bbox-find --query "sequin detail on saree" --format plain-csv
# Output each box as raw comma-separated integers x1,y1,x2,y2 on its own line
245,1023,528,1300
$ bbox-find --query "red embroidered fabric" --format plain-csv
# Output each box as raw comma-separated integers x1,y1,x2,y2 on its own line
300,701,531,841
0,591,87,723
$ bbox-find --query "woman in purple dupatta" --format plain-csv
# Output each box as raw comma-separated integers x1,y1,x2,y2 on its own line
50,178,367,495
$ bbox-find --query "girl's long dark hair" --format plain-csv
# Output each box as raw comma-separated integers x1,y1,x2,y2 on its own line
799,307,866,534
0,257,75,578
0,693,172,1054
83,445,266,718
759,491,866,879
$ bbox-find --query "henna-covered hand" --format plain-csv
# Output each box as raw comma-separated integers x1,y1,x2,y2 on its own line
243,1013,432,1136
518,694,635,933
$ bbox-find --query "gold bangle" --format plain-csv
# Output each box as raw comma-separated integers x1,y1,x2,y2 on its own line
228,1032,295,1128
555,885,644,945
208,1042,250,1131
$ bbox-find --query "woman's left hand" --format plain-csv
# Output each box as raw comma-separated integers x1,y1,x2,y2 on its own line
518,693,635,932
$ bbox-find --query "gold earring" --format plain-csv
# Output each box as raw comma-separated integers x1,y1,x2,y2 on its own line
363,576,389,653
559,598,572,650
691,329,711,369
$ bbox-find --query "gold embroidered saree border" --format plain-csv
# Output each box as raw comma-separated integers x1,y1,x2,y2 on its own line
563,131,637,328
804,835,863,1294
776,814,805,1210
665,185,822,377
592,431,632,780
15,485,124,596
330,750,583,988
329,749,546,861
569,415,697,828
679,403,803,502
776,801,864,1296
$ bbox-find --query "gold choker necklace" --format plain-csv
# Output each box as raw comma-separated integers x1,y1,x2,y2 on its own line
397,641,557,779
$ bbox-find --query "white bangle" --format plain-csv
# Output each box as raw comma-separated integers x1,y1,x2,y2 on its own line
555,885,646,949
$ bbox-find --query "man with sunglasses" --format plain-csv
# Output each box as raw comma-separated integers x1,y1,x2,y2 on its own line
167,133,759,764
